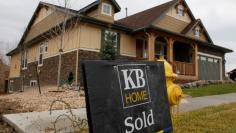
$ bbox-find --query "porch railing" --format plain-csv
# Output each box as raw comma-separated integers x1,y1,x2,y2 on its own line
173,61,195,76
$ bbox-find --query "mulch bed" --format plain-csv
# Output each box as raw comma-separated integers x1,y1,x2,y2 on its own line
0,87,86,133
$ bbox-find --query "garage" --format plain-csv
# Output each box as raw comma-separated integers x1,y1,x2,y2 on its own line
198,54,222,80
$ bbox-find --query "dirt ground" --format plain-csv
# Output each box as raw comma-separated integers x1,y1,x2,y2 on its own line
0,86,86,133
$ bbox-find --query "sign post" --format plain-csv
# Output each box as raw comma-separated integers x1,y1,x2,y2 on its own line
82,61,173,133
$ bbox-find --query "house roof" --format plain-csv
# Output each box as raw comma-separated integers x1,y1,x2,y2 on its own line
6,0,233,56
116,0,177,29
181,19,199,34
79,0,121,13
116,0,196,29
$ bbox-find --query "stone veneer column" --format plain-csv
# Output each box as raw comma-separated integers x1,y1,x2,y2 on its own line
146,32,157,61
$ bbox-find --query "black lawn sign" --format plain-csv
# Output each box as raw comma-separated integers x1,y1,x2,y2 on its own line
82,61,172,133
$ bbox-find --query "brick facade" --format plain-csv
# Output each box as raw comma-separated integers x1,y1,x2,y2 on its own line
0,59,9,93
9,47,226,90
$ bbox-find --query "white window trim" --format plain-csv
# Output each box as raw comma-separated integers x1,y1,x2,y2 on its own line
38,44,44,67
177,5,185,16
22,50,27,70
194,27,200,37
43,41,48,53
30,80,37,87
102,3,112,16
177,8,184,16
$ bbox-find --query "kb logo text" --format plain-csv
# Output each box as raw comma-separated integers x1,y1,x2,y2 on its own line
117,64,154,133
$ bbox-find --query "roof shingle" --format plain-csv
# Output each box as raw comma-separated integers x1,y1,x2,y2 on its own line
116,0,177,29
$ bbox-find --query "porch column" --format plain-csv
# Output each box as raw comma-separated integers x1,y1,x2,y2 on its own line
146,32,157,61
166,38,174,63
194,43,198,78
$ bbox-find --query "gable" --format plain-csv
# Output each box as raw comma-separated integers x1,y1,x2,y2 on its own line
186,25,211,43
24,4,71,44
154,14,190,33
166,5,192,23
153,1,195,33
33,6,53,26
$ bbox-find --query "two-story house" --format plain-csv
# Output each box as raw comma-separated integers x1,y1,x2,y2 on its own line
7,0,233,91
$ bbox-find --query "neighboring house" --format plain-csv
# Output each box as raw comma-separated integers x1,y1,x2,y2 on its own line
7,0,233,91
228,69,236,81
0,58,9,93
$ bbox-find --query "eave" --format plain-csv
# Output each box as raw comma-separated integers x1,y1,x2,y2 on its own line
134,25,233,53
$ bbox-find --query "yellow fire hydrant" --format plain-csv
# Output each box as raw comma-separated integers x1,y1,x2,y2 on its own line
158,56,183,108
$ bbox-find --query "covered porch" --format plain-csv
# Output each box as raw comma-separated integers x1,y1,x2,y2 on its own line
135,31,198,81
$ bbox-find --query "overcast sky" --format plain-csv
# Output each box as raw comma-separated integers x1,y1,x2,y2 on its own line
0,0,235,72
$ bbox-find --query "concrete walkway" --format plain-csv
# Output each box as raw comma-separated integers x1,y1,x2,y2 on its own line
3,93,236,133
180,93,236,112
3,109,87,133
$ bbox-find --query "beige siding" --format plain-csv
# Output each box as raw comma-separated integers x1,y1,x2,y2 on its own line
186,26,209,42
33,7,53,26
28,44,38,63
9,53,21,78
26,23,102,61
187,30,209,42
154,15,189,33
120,33,136,57
25,10,70,43
166,6,192,23
79,24,101,50
87,0,115,23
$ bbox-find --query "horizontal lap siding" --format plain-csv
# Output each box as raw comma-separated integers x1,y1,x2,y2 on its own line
25,11,69,43
9,53,21,78
155,15,189,33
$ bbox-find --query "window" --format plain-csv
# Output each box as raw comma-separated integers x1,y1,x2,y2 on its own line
104,30,118,53
194,27,200,37
177,5,185,16
102,3,112,16
143,42,147,58
30,80,37,87
200,56,206,61
21,50,27,69
208,58,214,62
44,41,48,53
38,44,44,66
214,59,219,63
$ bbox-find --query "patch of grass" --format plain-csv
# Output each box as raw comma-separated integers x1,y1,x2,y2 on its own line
183,84,236,97
173,103,236,133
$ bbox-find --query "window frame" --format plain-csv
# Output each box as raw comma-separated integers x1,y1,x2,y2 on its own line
102,3,112,16
21,50,27,70
194,27,201,37
104,30,118,53
30,80,37,87
38,44,44,66
43,41,48,53
177,8,184,16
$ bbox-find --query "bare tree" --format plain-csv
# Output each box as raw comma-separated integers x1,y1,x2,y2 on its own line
33,0,81,90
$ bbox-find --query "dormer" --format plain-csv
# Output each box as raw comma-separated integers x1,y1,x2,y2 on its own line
182,19,213,43
83,0,121,23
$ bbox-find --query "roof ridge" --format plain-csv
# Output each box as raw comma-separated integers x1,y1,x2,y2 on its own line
117,0,176,22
